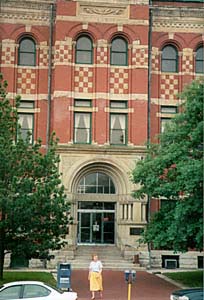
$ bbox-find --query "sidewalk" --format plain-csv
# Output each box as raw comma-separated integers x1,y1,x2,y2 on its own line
70,270,179,300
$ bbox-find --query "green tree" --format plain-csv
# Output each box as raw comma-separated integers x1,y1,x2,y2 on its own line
0,74,70,279
132,80,203,252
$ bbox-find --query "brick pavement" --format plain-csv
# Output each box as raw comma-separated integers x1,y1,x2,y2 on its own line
71,270,178,300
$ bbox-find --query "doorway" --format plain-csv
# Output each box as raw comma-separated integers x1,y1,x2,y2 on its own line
77,202,115,244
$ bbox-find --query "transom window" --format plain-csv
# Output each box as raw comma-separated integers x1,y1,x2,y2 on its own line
110,101,127,109
75,99,92,107
111,37,128,66
161,106,177,114
75,35,93,64
195,46,204,74
110,113,127,145
77,172,115,194
18,37,36,66
161,45,178,73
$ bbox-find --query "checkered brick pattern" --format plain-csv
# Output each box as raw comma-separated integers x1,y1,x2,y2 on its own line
160,74,179,100
55,43,72,63
74,66,93,93
16,68,36,94
39,47,49,67
151,50,159,72
132,47,148,67
1,45,15,65
97,47,108,64
182,54,193,74
110,68,129,94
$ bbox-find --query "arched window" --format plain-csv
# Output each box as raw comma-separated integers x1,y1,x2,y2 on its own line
75,35,93,64
77,172,115,194
195,46,203,74
18,37,36,66
161,45,178,73
111,37,128,66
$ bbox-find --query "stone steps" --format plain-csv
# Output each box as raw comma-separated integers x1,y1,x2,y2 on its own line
70,245,143,271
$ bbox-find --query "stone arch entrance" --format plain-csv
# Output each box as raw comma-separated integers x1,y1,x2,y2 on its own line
71,162,128,245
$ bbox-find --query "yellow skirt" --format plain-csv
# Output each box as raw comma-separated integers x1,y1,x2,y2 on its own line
89,271,103,291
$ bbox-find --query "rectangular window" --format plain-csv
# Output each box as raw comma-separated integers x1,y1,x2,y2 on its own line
18,101,34,143
160,106,177,133
161,106,177,114
130,227,143,236
110,101,127,109
75,100,92,107
110,113,127,145
19,101,35,109
18,113,34,143
74,112,91,144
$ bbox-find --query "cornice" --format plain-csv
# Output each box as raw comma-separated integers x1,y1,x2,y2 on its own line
152,6,204,19
0,0,55,25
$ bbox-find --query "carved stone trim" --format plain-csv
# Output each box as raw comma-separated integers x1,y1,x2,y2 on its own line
79,3,128,18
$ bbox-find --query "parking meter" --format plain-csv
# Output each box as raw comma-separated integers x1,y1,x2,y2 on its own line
57,263,71,290
124,269,136,300
124,270,130,282
131,270,136,282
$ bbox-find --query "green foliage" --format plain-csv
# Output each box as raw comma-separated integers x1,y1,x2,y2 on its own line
0,272,56,286
165,271,203,287
132,80,203,252
0,74,70,279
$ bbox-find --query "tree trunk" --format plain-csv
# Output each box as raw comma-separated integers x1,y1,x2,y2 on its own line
0,227,5,280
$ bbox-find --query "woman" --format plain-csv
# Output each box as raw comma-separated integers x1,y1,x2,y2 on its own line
88,254,103,299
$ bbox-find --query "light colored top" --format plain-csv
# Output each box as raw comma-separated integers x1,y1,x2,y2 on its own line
89,260,103,272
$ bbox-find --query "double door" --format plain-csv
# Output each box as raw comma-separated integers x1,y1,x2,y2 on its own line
78,211,115,244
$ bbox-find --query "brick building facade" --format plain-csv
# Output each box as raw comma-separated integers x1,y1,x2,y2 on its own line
0,0,203,269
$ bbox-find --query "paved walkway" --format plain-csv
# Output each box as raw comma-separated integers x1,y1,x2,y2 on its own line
71,270,178,300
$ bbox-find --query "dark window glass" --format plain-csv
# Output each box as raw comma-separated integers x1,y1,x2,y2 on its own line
77,172,115,194
76,36,93,64
130,227,143,235
23,284,50,298
111,37,128,66
161,106,177,114
18,38,36,66
195,46,204,74
0,285,22,299
74,112,91,144
161,45,178,73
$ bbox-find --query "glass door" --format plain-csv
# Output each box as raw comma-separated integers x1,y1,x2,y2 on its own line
78,211,115,244
92,213,102,243
79,212,91,243
77,202,115,244
103,212,114,244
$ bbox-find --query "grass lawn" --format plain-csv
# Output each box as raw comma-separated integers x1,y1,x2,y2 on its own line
0,271,56,287
165,271,203,287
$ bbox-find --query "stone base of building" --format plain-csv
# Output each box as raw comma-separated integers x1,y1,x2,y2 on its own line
4,246,203,270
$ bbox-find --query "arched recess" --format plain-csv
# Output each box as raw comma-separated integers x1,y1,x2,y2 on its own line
70,161,129,196
67,23,101,42
103,25,137,44
154,33,184,51
189,35,203,51
11,26,47,45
